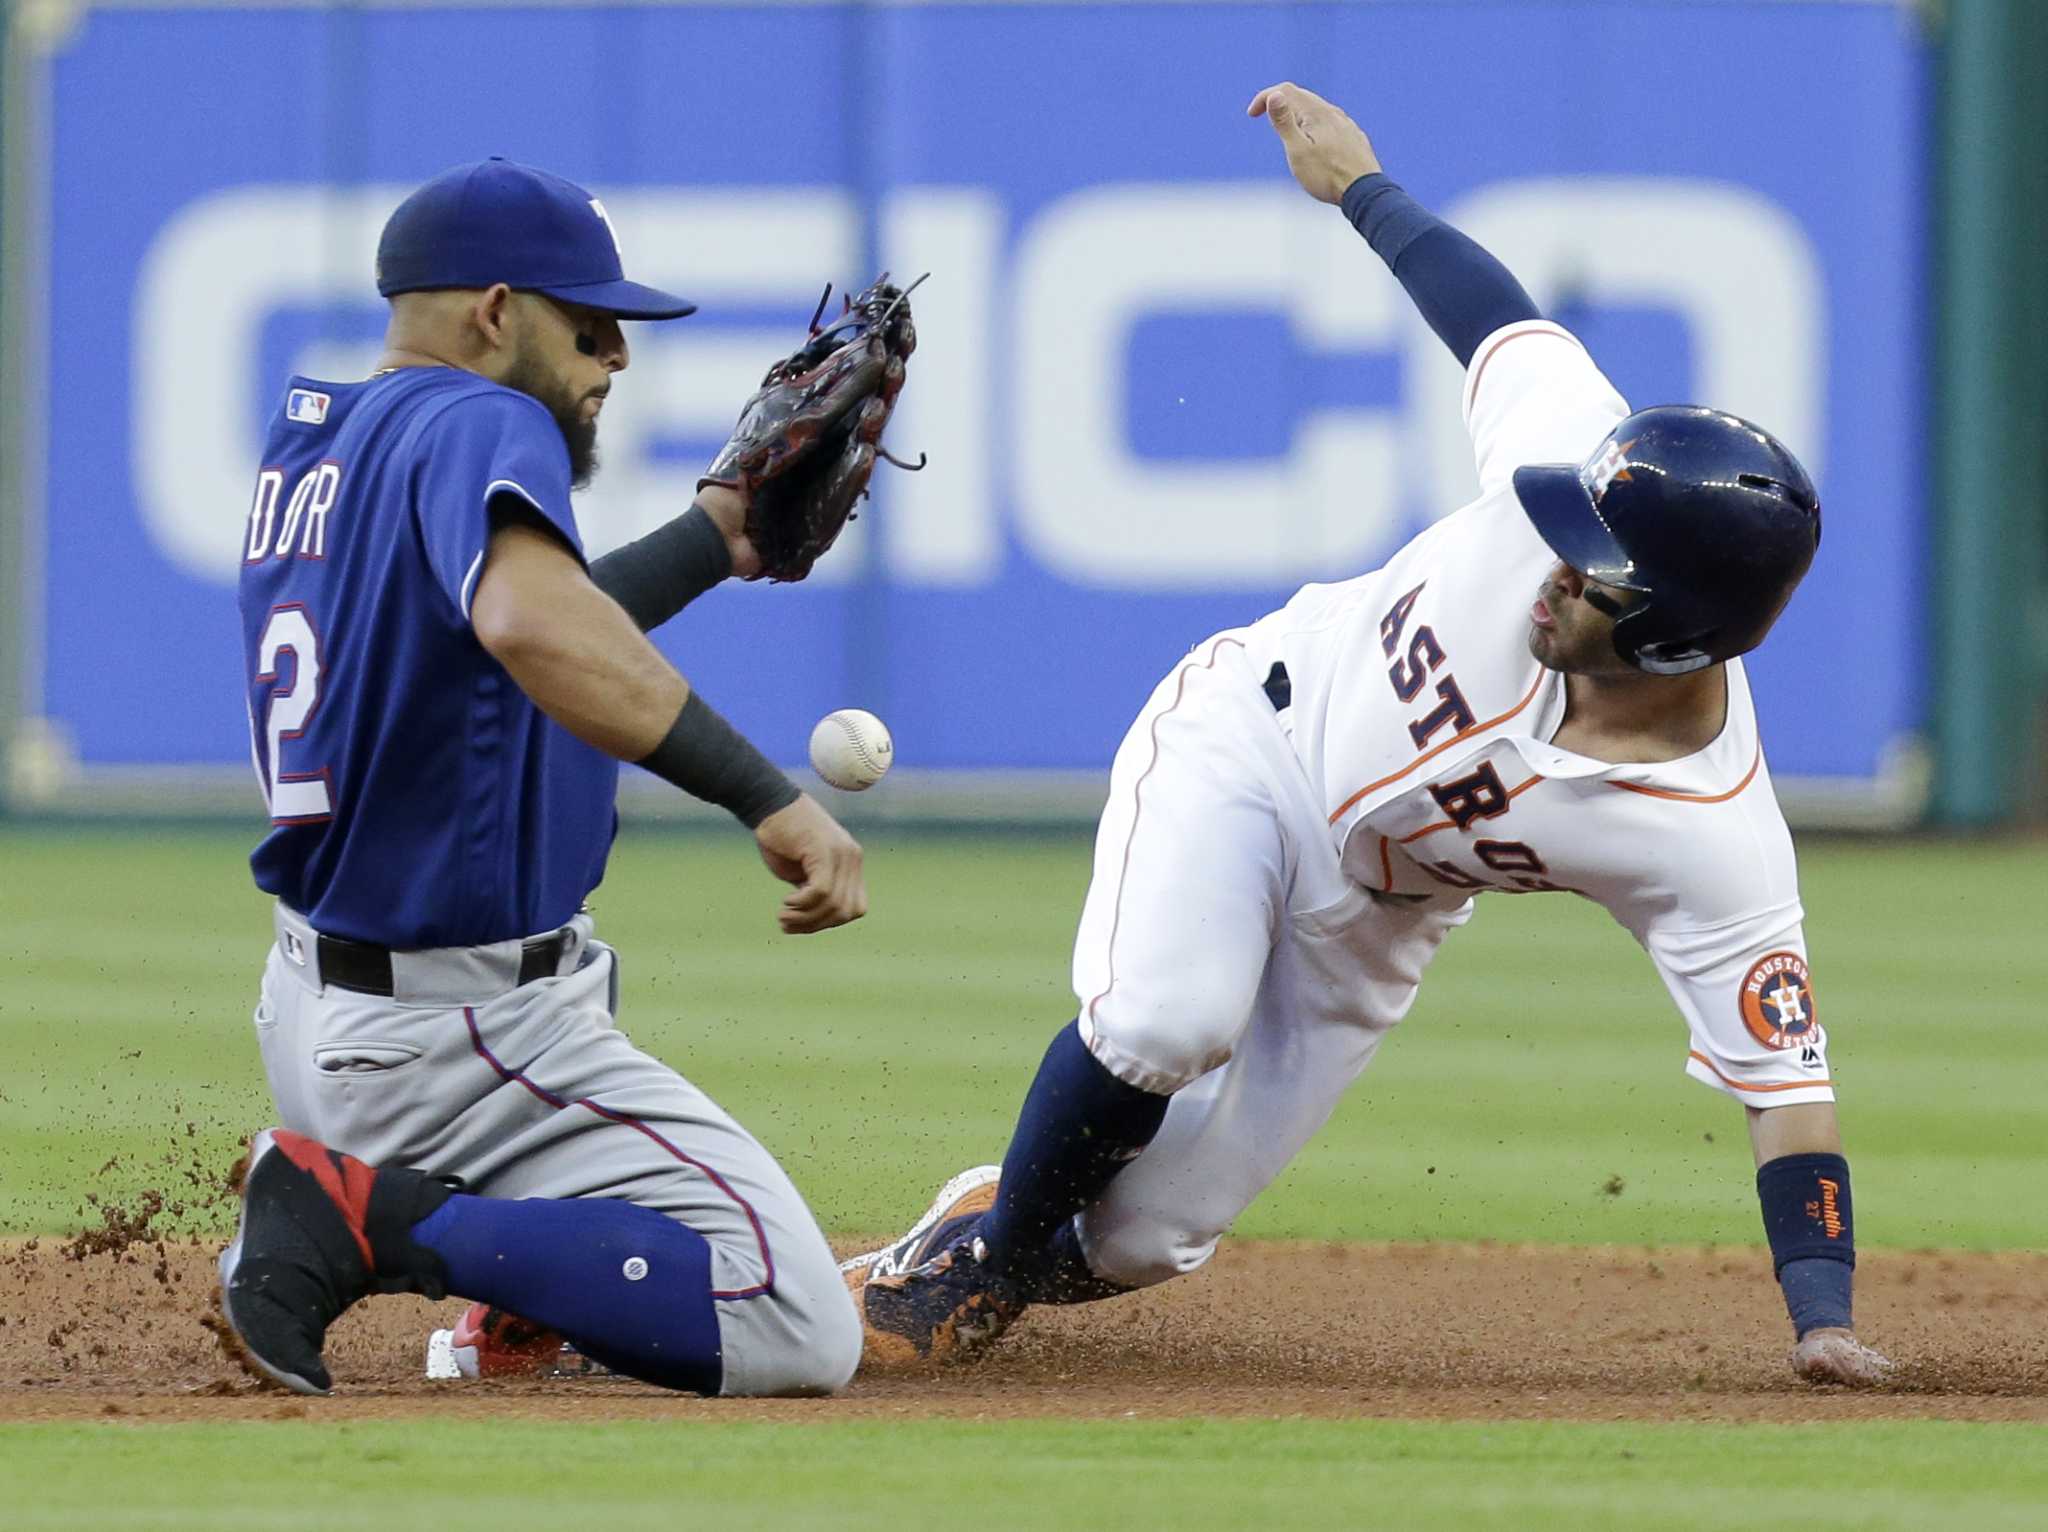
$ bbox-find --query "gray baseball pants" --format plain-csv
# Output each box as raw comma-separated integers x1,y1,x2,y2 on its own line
252,902,860,1396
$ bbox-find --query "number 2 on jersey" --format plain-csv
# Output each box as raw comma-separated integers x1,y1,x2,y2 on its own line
252,604,333,823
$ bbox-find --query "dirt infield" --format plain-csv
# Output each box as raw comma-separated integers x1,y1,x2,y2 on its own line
4,1235,2044,1425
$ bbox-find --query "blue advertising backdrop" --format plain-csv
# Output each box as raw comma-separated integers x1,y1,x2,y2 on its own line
27,1,1926,788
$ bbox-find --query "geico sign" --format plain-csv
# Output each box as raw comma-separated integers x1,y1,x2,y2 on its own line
134,180,1820,591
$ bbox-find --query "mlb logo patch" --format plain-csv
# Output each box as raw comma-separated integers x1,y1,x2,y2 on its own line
286,388,331,425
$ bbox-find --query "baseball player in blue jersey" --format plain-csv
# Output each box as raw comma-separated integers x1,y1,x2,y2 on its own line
219,159,877,1396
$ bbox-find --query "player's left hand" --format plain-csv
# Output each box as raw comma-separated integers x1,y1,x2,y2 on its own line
1791,1327,1893,1387
1246,82,1382,204
696,484,764,581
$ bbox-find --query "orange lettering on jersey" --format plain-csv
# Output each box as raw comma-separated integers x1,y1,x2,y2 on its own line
1738,951,1820,1051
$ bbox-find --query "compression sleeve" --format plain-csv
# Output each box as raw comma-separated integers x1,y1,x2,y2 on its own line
588,505,732,632
1341,173,1542,367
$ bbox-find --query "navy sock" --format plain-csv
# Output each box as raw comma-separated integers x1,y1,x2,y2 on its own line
978,1020,1170,1281
1023,1218,1133,1305
1777,1256,1853,1336
411,1194,723,1394
1756,1152,1856,1338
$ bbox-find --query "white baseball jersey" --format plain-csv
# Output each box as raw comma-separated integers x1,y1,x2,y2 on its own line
1243,319,1832,1107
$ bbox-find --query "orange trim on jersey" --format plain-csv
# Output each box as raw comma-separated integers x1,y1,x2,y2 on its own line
1377,835,1394,893
1397,773,1545,844
1327,673,1547,826
1687,1050,1831,1095
1608,743,1762,804
1466,323,1586,412
1083,637,1246,1028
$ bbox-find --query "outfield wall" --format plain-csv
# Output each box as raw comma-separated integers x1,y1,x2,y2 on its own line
0,0,1932,825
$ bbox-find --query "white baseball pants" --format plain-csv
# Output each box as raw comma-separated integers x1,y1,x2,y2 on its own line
1069,633,1471,1288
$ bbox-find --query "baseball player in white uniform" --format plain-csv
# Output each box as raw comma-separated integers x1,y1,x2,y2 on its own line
842,83,1890,1387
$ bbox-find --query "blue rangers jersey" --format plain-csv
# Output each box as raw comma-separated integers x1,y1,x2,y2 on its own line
237,369,617,947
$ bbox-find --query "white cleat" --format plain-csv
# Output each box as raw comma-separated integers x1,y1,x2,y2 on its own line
841,1165,1002,1287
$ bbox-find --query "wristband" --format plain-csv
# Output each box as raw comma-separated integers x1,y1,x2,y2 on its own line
588,504,732,631
637,691,800,828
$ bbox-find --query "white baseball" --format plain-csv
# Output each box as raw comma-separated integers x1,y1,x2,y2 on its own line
809,709,894,791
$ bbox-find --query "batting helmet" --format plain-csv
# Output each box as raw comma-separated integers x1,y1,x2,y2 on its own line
1511,407,1822,676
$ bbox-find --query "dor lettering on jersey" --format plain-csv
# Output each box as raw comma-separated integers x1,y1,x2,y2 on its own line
245,462,342,564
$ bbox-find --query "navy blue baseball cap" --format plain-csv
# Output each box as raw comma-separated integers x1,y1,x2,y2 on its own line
376,157,695,319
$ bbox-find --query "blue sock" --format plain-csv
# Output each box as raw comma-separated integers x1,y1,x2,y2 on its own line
412,1194,723,1394
1026,1218,1133,1305
1778,1256,1853,1336
978,1020,1170,1281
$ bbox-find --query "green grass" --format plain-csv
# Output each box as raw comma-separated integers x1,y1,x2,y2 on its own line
1,1418,2042,1531
1,827,2043,1249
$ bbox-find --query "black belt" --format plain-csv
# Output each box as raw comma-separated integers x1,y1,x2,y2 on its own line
316,930,573,998
1262,661,1292,712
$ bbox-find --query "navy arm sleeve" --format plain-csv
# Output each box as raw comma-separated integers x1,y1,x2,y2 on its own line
1340,173,1542,367
587,505,732,632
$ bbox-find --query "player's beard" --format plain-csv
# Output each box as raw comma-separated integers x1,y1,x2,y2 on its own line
503,353,601,489
553,403,600,491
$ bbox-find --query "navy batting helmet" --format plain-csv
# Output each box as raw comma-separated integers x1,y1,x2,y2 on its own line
1511,407,1821,676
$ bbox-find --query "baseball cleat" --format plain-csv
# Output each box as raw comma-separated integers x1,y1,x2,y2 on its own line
860,1233,1027,1366
1791,1328,1894,1387
423,1302,612,1382
842,1166,1024,1366
217,1128,452,1396
839,1164,1001,1288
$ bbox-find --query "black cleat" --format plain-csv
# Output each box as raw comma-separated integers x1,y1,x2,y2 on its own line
217,1129,452,1395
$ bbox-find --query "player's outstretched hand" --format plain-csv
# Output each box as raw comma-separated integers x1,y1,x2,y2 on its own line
753,793,868,934
1791,1327,1893,1387
1246,82,1382,204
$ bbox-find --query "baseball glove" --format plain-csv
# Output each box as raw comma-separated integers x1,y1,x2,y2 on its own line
699,274,926,582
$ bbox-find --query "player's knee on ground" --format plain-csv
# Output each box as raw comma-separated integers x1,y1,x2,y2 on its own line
721,1249,862,1397
777,1285,863,1396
